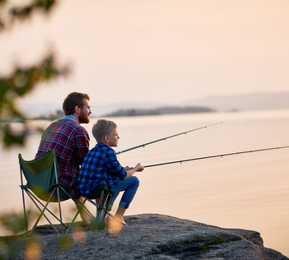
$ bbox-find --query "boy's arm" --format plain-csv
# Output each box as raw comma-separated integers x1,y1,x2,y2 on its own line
124,163,144,180
106,149,144,180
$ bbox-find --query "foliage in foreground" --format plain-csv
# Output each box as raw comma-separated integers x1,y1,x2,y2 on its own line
0,1,71,259
0,0,69,147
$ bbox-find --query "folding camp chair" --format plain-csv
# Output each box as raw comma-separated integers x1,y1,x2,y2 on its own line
19,150,85,235
68,183,112,232
66,184,129,232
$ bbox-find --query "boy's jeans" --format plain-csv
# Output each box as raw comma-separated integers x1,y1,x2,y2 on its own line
109,176,139,209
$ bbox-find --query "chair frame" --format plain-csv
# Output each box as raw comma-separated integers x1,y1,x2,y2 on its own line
19,151,80,235
67,189,128,232
67,190,112,232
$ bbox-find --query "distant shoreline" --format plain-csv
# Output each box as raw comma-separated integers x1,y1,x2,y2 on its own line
103,105,215,117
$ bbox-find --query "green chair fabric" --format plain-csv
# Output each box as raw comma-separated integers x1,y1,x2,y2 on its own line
19,150,70,202
81,182,110,200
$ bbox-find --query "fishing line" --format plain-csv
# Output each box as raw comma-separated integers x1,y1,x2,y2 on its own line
144,145,289,168
116,122,223,155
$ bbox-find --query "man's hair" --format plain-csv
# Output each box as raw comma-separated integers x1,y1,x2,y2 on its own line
62,92,90,115
92,119,117,142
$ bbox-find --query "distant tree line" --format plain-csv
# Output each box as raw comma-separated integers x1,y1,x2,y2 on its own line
104,106,215,117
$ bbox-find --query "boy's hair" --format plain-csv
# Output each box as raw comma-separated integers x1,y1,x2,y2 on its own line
92,119,117,142
62,92,90,115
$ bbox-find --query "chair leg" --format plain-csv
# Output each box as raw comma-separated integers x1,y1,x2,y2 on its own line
24,189,60,236
21,187,28,233
78,194,107,231
95,191,112,230
30,187,57,228
28,190,68,229
20,167,28,233
65,199,95,234
99,193,109,222
74,193,114,231
65,209,80,234
95,190,106,230
56,186,63,234
59,186,94,233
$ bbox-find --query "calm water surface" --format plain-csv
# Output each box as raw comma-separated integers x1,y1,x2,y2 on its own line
0,110,288,256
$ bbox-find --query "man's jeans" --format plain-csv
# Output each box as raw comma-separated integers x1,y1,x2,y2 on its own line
109,176,139,209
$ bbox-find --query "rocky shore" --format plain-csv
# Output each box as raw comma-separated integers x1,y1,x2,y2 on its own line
0,214,288,260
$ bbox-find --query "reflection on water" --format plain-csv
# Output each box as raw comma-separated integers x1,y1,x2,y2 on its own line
0,110,288,256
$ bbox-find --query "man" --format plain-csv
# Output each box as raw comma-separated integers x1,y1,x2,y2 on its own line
36,92,91,225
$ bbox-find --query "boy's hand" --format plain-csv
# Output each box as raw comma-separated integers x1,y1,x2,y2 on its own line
135,163,144,172
124,166,133,170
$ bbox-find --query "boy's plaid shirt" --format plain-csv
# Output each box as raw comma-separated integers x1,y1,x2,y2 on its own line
36,118,89,201
77,142,127,195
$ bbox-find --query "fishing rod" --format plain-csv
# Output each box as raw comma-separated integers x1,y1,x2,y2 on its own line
144,145,289,168
116,122,223,155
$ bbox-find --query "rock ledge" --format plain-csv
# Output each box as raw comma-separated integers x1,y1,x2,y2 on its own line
1,214,288,260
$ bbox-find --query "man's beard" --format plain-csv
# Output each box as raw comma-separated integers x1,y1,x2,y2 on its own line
79,111,90,124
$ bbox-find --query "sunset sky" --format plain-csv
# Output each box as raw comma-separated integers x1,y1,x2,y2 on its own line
1,0,289,112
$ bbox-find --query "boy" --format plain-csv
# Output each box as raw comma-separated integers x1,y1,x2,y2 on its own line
77,119,144,223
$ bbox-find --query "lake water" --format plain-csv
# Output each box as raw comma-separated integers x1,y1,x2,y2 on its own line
0,110,288,257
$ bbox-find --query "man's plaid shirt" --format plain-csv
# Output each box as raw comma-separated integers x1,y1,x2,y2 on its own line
36,116,89,201
77,142,127,195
